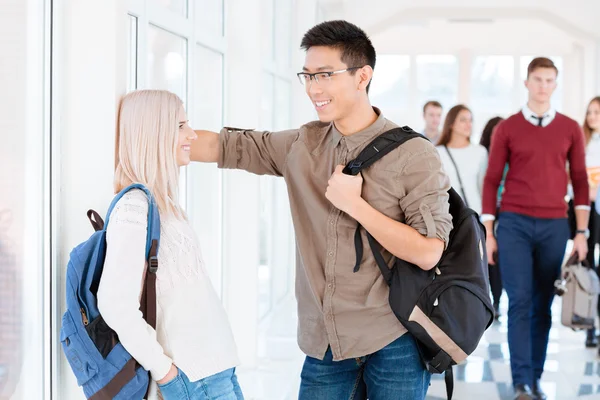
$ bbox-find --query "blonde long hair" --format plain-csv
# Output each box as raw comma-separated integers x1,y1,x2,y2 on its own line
583,96,600,146
114,89,185,219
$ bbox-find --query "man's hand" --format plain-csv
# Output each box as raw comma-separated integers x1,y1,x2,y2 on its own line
325,165,363,215
190,130,219,163
572,233,588,262
486,235,498,266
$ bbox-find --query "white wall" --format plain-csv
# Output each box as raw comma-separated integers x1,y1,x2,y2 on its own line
54,0,127,398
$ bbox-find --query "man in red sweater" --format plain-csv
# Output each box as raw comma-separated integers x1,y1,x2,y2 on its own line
482,57,590,400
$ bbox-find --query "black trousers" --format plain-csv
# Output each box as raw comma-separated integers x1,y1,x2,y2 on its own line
489,218,503,307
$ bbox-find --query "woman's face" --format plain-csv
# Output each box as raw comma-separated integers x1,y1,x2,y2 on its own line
452,109,473,140
586,100,600,133
176,105,197,167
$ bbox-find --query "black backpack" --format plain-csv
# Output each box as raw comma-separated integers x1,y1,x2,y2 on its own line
343,126,494,400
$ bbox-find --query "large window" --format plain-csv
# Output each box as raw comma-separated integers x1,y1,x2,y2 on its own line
416,55,459,114
258,0,294,321
1,0,50,398
470,56,515,143
128,0,226,295
147,25,188,102
369,55,410,126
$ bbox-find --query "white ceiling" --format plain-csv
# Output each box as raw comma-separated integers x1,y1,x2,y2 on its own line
317,0,600,54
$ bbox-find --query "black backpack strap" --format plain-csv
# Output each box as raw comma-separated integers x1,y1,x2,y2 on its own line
443,146,469,208
365,232,393,284
445,367,454,400
342,126,425,176
345,126,425,272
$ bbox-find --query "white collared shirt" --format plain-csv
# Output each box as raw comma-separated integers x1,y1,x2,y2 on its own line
521,104,556,127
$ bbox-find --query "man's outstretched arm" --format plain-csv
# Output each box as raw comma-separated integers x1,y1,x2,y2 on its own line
190,130,219,163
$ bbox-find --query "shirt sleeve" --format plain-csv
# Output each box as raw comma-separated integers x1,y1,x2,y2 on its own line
482,122,509,215
217,127,300,176
97,189,173,381
397,142,453,247
569,124,590,208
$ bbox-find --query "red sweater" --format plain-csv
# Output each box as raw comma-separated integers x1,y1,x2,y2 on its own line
482,112,589,218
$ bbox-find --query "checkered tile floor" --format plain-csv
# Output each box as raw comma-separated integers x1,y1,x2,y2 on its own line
426,296,600,400
238,294,600,400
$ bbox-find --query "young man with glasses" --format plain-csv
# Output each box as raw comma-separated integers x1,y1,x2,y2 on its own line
190,20,452,399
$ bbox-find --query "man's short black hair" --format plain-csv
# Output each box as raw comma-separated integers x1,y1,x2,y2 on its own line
300,20,376,92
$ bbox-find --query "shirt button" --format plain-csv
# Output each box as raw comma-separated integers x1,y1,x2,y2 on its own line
327,283,332,289
330,220,334,225
326,315,333,321
328,251,334,257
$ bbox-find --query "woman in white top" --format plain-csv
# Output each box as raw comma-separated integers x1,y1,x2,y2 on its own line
435,104,488,215
583,96,600,351
97,90,243,400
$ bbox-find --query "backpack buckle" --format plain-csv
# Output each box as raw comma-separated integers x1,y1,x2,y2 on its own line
148,256,158,273
343,160,362,176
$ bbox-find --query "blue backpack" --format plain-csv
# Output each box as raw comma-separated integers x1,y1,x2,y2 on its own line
60,184,160,399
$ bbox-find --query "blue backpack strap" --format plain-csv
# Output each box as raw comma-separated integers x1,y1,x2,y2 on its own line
104,183,161,261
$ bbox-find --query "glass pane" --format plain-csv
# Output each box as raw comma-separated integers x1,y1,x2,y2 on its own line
274,78,291,130
195,0,224,37
127,15,138,92
416,55,459,113
258,73,275,320
370,55,410,126
519,56,563,112
261,0,275,61
470,56,515,143
156,0,188,17
147,25,187,103
272,78,293,302
0,36,46,400
274,0,292,66
187,45,224,296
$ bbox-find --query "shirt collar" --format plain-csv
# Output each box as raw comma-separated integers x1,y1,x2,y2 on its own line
331,107,387,151
521,104,556,127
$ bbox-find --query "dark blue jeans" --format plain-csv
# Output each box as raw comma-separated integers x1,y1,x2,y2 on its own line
298,333,431,400
496,212,569,388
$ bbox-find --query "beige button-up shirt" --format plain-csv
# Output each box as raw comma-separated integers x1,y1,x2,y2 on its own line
218,109,453,361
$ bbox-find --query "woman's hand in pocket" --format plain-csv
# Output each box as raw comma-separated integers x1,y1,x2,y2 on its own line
157,364,179,386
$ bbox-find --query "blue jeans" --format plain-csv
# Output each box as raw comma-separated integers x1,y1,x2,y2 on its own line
496,212,569,387
298,333,431,400
158,368,244,400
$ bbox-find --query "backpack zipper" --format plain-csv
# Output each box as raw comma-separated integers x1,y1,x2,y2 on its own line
80,308,89,326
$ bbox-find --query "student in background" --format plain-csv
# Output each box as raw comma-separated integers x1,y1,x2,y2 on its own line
422,100,443,144
436,104,488,215
482,57,589,400
479,116,505,319
581,96,600,351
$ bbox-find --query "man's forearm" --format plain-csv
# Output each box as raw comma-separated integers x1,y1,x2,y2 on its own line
575,208,590,231
350,199,444,271
191,130,219,163
483,220,494,238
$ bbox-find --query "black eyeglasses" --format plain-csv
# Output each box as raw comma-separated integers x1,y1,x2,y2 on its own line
296,67,363,88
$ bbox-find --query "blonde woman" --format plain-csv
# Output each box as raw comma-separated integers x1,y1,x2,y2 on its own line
97,90,243,400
